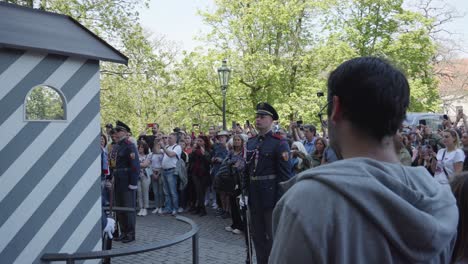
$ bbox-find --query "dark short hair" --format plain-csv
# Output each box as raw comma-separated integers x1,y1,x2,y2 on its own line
327,57,409,141
137,140,150,155
303,124,316,133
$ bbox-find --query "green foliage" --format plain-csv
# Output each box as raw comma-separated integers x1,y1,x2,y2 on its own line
26,86,65,120
4,0,445,131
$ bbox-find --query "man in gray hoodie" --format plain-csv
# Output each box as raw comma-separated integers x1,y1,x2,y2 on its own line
269,57,458,263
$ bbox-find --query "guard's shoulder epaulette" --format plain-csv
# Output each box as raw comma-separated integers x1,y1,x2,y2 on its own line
271,134,282,140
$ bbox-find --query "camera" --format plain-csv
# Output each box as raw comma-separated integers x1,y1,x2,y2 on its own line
317,92,324,97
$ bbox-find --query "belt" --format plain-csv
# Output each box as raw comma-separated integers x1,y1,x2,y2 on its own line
163,168,175,171
250,174,277,181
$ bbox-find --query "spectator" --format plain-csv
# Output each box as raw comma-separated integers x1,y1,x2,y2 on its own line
211,131,230,216
189,135,212,216
142,123,159,150
311,138,327,168
300,124,317,155
322,145,339,164
150,134,164,214
183,135,197,212
290,141,311,175
178,139,190,213
395,131,412,166
422,126,445,151
137,141,151,217
431,129,465,185
450,173,468,263
160,133,182,216
105,123,113,142
461,132,468,171
224,134,247,234
100,133,110,206
269,57,458,263
184,135,193,154
414,144,436,176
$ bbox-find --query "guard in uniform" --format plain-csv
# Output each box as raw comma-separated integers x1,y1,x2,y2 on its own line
113,121,140,243
244,103,292,264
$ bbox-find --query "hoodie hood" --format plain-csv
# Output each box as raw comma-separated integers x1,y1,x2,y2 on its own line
281,157,458,262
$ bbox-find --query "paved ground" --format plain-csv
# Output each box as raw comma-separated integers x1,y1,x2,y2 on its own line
111,208,251,264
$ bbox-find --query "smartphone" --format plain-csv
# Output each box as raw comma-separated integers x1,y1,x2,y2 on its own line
317,92,324,97
246,120,250,127
147,123,155,128
232,121,236,129
419,120,426,126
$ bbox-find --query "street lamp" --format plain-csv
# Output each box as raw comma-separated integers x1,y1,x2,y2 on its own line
217,59,231,130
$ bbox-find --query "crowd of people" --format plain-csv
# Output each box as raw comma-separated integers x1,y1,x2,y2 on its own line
99,116,339,236
395,111,468,184
98,56,468,264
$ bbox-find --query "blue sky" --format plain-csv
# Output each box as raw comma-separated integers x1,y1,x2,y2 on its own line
139,0,468,55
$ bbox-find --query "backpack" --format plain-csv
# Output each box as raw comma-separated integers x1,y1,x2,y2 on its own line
214,157,236,194
171,145,188,190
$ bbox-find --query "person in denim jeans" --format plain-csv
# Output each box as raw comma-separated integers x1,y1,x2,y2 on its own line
160,133,182,215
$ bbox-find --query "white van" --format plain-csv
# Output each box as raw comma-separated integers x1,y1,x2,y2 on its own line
403,112,444,132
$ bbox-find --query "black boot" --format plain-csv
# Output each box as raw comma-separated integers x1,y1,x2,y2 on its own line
113,233,126,242
122,233,135,243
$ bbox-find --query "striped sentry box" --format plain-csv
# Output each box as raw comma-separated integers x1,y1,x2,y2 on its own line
0,3,127,264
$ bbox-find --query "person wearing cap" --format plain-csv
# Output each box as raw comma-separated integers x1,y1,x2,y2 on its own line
113,120,140,243
211,130,230,215
242,102,292,264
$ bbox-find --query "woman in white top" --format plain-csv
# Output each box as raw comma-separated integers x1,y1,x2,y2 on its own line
431,129,465,184
150,133,165,214
137,141,151,216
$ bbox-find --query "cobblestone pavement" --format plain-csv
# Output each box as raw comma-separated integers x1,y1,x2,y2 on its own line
111,207,251,264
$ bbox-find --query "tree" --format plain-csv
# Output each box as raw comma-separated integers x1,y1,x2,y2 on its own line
323,0,441,112
195,0,336,125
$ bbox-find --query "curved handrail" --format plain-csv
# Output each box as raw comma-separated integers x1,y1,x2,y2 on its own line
41,216,199,262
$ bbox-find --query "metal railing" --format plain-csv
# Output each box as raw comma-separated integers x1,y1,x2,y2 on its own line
41,216,199,264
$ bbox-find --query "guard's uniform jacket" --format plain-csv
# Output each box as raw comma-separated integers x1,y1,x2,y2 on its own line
114,137,140,192
244,131,292,210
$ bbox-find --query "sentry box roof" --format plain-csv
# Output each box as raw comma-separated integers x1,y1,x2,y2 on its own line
0,2,128,65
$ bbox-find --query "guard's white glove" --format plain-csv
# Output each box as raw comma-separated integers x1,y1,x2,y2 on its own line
238,195,248,209
128,184,137,190
103,218,115,239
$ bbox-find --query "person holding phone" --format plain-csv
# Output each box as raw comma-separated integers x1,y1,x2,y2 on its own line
431,129,465,184
188,136,212,216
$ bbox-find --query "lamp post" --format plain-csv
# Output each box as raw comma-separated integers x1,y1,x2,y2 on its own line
217,59,231,130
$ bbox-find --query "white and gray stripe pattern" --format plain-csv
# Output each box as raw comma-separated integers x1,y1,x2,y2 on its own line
0,48,101,264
